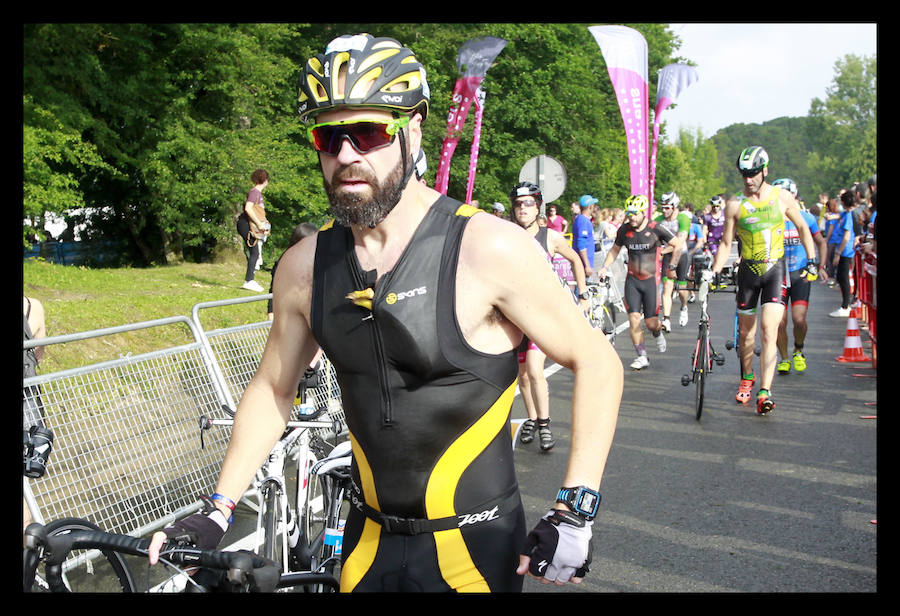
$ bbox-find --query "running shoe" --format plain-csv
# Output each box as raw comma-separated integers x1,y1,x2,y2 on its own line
688,293,696,304
736,376,755,404
242,280,264,292
519,419,535,444
630,355,649,370
792,350,807,372
662,317,672,333
679,308,689,327
756,391,775,415
656,331,667,353
829,307,851,318
777,359,791,374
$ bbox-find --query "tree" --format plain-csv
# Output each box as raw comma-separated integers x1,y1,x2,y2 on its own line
22,23,686,263
806,53,876,195
655,127,724,209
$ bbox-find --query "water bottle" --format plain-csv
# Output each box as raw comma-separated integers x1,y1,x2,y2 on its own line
24,425,54,478
324,519,345,556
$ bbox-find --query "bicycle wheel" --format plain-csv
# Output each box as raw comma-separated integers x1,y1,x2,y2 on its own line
260,480,283,567
695,325,709,421
26,518,137,592
604,301,617,345
300,473,328,570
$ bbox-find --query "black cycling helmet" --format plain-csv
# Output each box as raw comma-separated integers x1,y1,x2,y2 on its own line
736,146,769,176
509,181,543,205
298,34,430,123
709,195,724,207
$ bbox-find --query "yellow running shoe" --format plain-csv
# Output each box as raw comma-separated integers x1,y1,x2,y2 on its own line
777,360,791,374
792,350,807,372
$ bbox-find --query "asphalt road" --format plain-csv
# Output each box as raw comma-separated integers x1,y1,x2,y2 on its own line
218,276,877,594
513,279,878,593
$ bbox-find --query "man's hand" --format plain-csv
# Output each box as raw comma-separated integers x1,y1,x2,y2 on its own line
147,500,229,565
517,510,593,585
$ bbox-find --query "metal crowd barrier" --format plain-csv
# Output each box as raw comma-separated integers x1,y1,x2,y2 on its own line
853,249,877,367
23,295,344,540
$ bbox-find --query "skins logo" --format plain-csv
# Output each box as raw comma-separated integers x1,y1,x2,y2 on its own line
385,286,427,305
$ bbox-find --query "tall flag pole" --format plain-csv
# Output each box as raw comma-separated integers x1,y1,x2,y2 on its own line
465,86,487,203
434,36,507,198
650,63,699,206
588,25,649,212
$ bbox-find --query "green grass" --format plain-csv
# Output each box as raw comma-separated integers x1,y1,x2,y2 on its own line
23,258,274,374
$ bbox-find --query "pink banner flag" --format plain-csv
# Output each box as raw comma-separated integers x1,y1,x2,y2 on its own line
650,63,699,206
465,87,486,203
434,37,507,197
588,25,649,207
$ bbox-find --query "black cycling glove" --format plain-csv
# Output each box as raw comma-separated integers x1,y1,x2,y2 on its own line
162,496,229,550
522,509,593,583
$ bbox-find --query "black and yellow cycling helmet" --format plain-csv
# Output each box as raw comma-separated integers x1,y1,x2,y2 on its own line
624,194,649,215
298,34,431,123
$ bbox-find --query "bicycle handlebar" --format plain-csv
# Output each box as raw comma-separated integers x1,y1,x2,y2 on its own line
23,523,338,593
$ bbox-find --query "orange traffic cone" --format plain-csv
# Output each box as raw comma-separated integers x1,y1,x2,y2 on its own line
837,303,872,362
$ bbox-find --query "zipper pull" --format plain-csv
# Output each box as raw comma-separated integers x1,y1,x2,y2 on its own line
346,288,375,311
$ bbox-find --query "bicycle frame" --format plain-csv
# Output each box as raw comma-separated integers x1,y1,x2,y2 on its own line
24,522,339,593
207,414,332,575
681,265,725,419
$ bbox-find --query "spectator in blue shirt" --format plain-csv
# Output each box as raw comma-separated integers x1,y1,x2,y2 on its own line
829,190,857,317
572,195,597,278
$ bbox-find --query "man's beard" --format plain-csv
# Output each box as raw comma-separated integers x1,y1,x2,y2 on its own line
324,154,409,228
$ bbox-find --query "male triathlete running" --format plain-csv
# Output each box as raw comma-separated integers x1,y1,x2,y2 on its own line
710,147,817,415
702,195,727,289
509,181,589,452
597,194,677,370
771,178,829,374
147,33,622,592
653,191,691,329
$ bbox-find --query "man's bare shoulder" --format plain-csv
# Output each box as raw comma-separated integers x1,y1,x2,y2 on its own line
461,211,535,257
273,232,319,314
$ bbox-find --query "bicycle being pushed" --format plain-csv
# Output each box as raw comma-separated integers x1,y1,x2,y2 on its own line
585,275,622,346
23,520,339,593
680,253,726,420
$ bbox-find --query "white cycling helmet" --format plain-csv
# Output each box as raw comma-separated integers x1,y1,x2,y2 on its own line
660,191,680,208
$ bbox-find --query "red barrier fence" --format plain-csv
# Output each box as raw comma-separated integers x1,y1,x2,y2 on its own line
853,249,877,367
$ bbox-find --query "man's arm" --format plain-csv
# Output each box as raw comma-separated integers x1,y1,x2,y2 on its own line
213,239,321,502
148,235,320,563
469,217,621,491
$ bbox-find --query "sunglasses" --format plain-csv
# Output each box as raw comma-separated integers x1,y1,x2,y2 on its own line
738,168,763,178
307,116,410,155
514,199,538,208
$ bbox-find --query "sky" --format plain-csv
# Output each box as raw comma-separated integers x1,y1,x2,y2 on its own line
660,23,877,143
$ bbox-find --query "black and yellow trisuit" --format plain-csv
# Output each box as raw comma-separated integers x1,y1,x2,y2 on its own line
311,195,525,592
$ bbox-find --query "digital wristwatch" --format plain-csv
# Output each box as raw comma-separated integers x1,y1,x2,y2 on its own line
556,486,601,520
